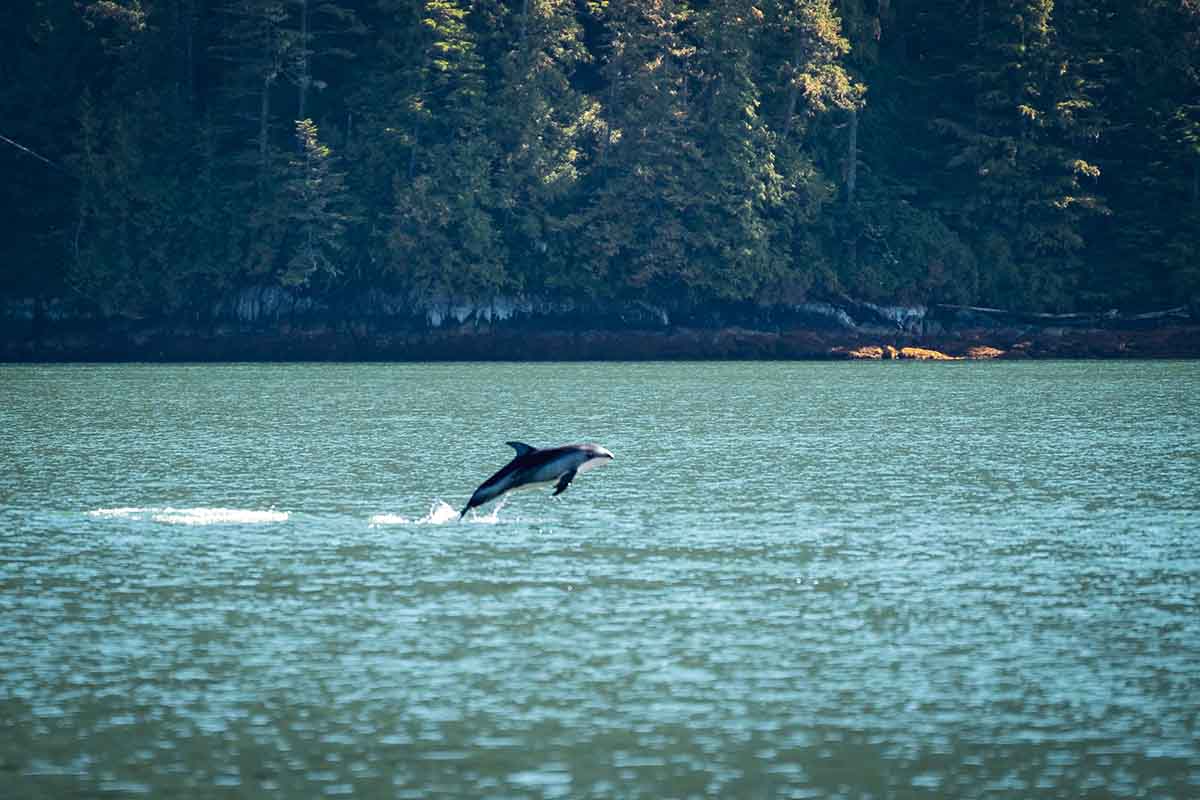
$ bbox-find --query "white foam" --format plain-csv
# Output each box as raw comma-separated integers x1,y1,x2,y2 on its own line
367,513,412,526
423,500,461,525
87,507,289,526
471,497,506,524
87,507,145,519
369,498,505,527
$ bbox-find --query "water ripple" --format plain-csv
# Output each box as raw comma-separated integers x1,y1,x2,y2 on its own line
1,362,1198,798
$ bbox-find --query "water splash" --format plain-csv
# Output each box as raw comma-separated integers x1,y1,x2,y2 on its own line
369,499,456,527
87,507,289,525
472,497,507,524
369,498,505,527
424,499,461,525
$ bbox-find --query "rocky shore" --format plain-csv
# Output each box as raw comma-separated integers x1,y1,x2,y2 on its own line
2,289,1197,361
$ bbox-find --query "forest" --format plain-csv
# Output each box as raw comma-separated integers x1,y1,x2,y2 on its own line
1,0,1198,319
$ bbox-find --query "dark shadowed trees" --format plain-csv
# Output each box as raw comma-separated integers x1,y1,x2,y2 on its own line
1,0,1197,316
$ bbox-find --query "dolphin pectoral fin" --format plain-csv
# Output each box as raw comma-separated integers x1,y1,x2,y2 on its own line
552,469,577,497
506,441,537,456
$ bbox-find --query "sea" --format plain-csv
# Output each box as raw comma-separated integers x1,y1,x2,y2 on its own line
1,361,1198,798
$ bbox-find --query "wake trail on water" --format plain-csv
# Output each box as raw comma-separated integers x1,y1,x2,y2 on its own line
88,499,508,529
86,507,289,526
368,498,506,527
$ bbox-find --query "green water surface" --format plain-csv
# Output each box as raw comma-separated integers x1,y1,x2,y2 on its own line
1,361,1198,798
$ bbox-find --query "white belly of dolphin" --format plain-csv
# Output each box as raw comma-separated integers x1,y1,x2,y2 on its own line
511,478,558,492
576,456,609,474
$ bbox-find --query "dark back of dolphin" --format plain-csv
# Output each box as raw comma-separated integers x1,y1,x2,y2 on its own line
460,441,613,519
478,443,566,486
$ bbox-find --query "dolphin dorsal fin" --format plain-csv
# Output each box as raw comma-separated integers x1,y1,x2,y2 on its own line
506,441,537,456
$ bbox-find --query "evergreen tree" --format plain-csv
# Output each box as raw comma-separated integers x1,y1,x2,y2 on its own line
340,0,427,280
280,118,353,284
762,0,860,299
687,0,787,299
387,0,509,297
933,0,1105,309
212,0,294,177
570,0,705,297
68,1,244,314
485,0,596,291
209,0,299,280
1085,0,1200,307
287,0,364,123
0,1,101,299
3,0,1199,316
821,0,979,304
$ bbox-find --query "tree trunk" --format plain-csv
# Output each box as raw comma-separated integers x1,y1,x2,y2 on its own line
259,73,272,176
974,0,983,134
845,104,858,208
599,50,621,168
297,0,309,123
184,0,196,102
845,104,859,269
1193,156,1198,208
408,127,419,179
519,0,530,50
782,39,802,138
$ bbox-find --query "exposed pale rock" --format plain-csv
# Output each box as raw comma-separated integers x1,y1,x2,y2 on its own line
898,346,960,360
966,345,1005,359
844,345,884,359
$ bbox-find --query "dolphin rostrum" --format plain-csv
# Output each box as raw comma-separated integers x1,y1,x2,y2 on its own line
460,441,614,519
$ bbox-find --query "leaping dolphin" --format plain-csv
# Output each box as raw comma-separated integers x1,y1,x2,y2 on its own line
460,441,614,519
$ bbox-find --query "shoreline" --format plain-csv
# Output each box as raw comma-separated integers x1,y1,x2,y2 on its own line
4,290,1196,361
4,322,1198,361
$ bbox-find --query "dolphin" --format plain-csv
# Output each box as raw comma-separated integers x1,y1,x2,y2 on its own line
460,441,615,519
